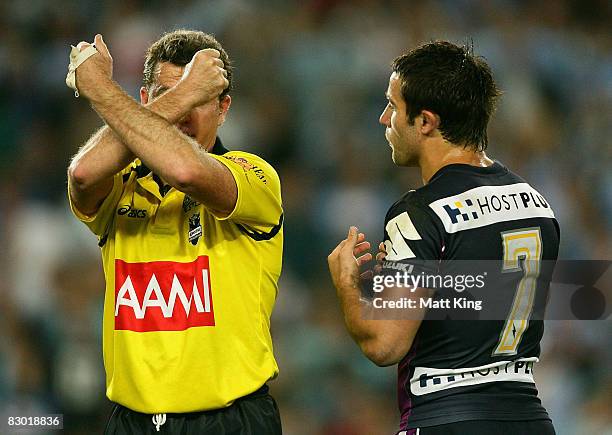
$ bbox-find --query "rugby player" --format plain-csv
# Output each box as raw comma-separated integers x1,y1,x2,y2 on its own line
328,41,558,434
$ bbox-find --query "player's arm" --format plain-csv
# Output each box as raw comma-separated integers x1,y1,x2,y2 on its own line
328,227,424,366
73,34,237,216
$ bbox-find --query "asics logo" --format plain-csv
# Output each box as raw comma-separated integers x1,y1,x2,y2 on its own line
117,205,147,218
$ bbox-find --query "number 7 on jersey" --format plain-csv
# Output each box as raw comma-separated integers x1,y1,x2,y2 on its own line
493,228,542,356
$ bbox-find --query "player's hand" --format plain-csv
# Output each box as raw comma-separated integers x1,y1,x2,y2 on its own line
328,226,372,292
178,49,229,108
359,241,387,280
74,34,113,100
375,242,387,273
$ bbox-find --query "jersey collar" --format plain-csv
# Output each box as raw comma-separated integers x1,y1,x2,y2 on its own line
428,160,507,184
210,137,229,155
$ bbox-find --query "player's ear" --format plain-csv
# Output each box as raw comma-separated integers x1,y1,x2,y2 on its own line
140,86,149,105
420,110,440,135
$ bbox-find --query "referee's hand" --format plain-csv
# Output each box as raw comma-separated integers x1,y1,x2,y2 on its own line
328,226,372,292
73,34,113,100
179,49,229,108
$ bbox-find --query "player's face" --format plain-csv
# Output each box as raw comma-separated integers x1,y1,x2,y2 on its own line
379,72,420,166
140,62,230,152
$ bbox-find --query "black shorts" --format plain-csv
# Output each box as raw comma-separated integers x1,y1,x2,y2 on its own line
402,419,555,435
104,385,281,435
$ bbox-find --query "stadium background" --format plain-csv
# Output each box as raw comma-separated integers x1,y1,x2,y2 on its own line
0,0,610,434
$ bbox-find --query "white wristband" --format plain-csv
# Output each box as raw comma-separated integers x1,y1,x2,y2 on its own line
65,44,98,97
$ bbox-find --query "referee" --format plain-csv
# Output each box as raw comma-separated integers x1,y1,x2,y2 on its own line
67,30,283,434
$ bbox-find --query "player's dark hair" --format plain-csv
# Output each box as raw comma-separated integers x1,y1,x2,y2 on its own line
392,41,500,151
143,29,232,99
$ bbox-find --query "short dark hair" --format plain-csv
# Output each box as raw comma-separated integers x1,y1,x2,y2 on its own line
392,41,500,151
143,29,233,99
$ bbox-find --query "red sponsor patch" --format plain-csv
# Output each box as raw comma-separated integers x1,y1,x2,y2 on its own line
114,256,215,332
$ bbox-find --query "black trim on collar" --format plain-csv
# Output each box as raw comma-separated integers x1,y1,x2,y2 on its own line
210,137,229,155
236,214,283,242
98,233,108,247
152,174,171,197
123,163,151,183
135,163,151,178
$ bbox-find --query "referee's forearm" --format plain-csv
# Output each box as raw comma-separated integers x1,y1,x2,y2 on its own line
88,80,201,187
70,78,194,189
68,125,135,215
70,126,134,187
88,80,237,213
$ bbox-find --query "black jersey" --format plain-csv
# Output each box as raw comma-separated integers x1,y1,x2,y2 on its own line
381,161,560,430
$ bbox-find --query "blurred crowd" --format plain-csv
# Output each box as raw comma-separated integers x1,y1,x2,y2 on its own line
0,0,610,434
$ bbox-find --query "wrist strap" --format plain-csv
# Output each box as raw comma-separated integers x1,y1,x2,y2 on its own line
65,44,98,97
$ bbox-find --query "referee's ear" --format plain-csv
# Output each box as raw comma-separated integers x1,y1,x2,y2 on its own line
217,95,232,126
140,86,150,105
420,109,440,135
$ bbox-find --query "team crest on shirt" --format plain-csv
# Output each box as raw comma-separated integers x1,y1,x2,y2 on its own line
188,212,203,245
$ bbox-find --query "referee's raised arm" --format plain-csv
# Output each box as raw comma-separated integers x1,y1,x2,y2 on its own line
67,38,133,216
68,34,237,217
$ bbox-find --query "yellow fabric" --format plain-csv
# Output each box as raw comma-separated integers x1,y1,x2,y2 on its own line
68,150,283,413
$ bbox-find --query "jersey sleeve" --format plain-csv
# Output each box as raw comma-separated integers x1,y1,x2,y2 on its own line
208,151,283,233
383,193,444,263
68,163,133,237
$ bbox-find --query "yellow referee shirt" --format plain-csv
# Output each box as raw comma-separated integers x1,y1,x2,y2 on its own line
68,139,283,413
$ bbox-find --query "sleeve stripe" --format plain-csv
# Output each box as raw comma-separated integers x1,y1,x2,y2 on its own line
236,214,283,241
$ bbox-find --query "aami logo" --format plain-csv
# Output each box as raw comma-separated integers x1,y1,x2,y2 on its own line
114,256,214,332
